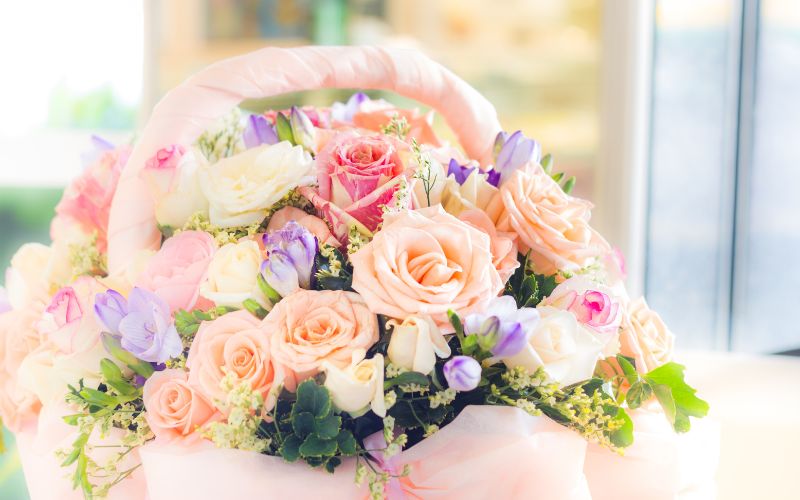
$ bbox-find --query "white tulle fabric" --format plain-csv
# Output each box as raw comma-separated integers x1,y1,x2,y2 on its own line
107,45,502,276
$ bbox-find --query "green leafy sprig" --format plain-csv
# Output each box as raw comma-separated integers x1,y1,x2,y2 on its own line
541,154,576,194
504,252,558,308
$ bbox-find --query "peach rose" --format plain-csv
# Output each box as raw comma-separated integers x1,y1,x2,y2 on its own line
488,164,610,275
264,290,378,381
187,310,284,409
459,208,519,284
267,206,339,248
143,369,218,442
619,297,674,373
352,103,440,147
350,206,503,331
0,305,44,431
136,230,217,313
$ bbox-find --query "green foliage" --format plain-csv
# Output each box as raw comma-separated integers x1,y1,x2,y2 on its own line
242,299,269,319
275,381,357,473
504,252,558,308
315,245,353,291
101,334,154,378
541,154,576,194
275,112,296,144
174,306,239,338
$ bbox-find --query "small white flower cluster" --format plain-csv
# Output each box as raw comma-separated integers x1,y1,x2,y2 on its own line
428,388,457,409
201,371,271,453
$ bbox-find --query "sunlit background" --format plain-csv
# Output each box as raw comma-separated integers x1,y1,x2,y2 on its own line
1,0,799,498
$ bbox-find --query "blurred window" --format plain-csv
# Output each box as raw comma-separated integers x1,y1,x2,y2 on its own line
647,0,800,352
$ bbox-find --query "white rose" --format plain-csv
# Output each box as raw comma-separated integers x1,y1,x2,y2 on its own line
386,315,451,374
199,141,314,228
155,148,210,228
411,158,497,215
6,243,60,310
323,352,385,417
18,341,110,405
200,240,266,308
502,306,603,386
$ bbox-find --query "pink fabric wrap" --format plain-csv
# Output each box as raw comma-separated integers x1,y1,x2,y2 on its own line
584,407,720,500
14,403,146,500
140,406,591,500
107,45,502,275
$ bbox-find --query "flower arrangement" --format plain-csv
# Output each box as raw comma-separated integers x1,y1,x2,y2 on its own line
0,47,709,500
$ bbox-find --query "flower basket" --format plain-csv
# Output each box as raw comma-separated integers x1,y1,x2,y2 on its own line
1,45,716,500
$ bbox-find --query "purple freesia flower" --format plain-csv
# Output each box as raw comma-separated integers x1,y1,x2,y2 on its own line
447,158,501,188
243,114,278,149
493,130,541,180
443,356,482,392
261,220,318,297
464,296,539,358
94,289,129,335
117,287,182,363
330,92,369,123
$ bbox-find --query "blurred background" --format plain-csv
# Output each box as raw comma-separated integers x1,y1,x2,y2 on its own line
0,0,798,497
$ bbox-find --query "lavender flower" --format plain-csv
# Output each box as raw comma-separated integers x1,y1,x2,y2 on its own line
261,220,318,298
330,92,369,123
464,296,539,358
289,106,316,150
448,158,501,188
243,114,278,148
116,288,182,363
94,289,129,335
443,356,482,392
493,130,541,180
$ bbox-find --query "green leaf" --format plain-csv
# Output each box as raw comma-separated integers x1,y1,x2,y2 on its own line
535,273,558,298
292,412,315,438
447,309,465,342
280,434,303,462
294,380,332,418
314,414,342,440
324,456,342,473
299,434,338,458
384,371,431,390
551,172,564,183
609,407,634,448
275,112,295,144
625,380,653,409
336,430,357,456
645,362,709,433
616,354,639,384
101,333,155,378
257,274,282,304
62,414,82,426
562,176,576,194
79,388,117,407
541,153,553,174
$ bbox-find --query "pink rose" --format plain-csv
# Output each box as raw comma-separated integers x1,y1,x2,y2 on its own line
267,206,340,248
53,145,130,252
619,297,674,373
488,164,610,275
137,230,216,313
264,290,378,381
146,144,186,171
143,369,218,442
459,208,519,283
350,206,504,332
301,132,410,240
142,144,186,196
38,277,105,355
543,276,622,338
0,305,44,431
187,311,285,410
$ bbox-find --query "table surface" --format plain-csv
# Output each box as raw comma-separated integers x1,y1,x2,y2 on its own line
678,351,800,500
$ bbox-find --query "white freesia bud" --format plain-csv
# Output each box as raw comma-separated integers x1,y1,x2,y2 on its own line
322,351,386,417
386,315,451,374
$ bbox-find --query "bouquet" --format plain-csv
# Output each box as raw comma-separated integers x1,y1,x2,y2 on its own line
0,46,711,500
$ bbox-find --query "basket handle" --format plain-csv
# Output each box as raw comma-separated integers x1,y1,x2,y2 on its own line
108,45,502,274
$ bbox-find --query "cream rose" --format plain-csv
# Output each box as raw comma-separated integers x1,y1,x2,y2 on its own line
386,315,451,375
350,205,503,332
264,290,379,381
411,158,498,216
322,352,386,417
0,304,44,431
199,141,314,227
154,147,211,228
488,164,610,275
187,310,285,409
5,243,69,310
619,297,674,373
200,240,266,308
143,369,218,442
502,306,604,386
